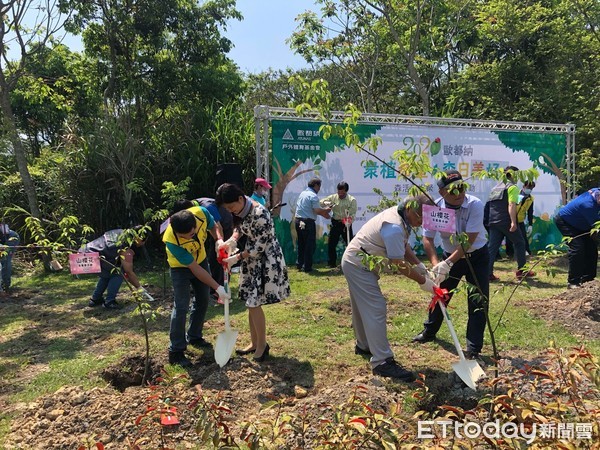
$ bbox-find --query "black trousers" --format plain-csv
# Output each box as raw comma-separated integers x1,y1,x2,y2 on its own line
505,222,531,256
295,218,316,272
422,245,490,353
554,215,598,285
328,219,354,266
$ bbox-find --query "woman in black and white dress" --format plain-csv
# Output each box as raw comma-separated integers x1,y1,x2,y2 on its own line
215,183,290,362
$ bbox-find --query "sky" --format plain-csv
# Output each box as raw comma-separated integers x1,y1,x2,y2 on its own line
226,0,318,73
11,0,319,72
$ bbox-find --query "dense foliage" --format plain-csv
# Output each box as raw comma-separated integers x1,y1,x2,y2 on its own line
0,0,598,238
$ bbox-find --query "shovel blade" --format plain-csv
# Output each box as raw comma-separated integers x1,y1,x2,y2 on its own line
452,359,486,390
214,330,239,368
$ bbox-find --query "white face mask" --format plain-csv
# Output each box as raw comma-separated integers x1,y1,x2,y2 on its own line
523,189,532,195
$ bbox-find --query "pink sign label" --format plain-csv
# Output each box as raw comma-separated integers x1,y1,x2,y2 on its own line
422,205,456,234
69,252,102,275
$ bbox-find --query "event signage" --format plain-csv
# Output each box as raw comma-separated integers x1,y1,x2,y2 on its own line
269,119,568,263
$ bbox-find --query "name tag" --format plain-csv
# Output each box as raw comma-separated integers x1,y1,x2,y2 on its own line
69,252,102,274
423,205,456,233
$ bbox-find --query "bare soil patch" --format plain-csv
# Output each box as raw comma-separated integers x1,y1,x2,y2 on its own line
2,281,599,448
514,279,600,340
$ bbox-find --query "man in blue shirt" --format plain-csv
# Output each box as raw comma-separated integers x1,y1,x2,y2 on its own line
295,178,331,273
554,188,600,288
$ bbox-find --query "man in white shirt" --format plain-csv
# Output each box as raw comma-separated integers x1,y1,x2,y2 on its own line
412,170,489,360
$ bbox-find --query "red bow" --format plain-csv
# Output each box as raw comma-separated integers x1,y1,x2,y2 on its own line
217,248,229,269
428,287,450,312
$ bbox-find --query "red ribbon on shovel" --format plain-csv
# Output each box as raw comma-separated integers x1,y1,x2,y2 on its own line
428,287,450,312
215,247,231,305
217,247,229,270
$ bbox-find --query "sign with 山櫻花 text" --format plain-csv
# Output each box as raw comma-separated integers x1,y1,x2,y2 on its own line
422,205,456,234
69,252,102,275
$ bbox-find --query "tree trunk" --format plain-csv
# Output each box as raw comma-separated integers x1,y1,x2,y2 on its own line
0,69,53,270
0,71,43,220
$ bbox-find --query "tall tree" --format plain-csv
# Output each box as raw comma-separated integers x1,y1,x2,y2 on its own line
291,0,476,116
10,43,102,157
290,0,385,112
0,0,67,221
59,0,244,224
446,0,600,187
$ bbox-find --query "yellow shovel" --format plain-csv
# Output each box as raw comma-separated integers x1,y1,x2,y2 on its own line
214,268,238,368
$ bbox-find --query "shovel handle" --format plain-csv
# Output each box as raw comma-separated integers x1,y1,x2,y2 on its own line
223,267,231,331
438,300,467,361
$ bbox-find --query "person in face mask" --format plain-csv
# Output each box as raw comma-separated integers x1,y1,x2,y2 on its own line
505,181,536,258
251,178,272,208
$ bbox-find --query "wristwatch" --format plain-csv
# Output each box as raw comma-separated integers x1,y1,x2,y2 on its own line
445,259,454,268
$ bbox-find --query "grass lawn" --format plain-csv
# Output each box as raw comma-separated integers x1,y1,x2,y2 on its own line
0,253,598,446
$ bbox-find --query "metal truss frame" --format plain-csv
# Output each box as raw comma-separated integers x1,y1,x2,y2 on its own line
254,106,576,199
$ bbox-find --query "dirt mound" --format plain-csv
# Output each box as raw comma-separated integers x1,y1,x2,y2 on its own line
4,281,600,448
518,280,600,339
102,355,163,392
4,354,409,449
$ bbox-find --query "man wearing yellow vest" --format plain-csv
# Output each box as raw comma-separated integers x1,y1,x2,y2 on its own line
163,206,230,367
506,181,535,258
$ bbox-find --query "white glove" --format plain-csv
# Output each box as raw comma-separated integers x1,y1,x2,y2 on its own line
412,262,428,276
215,239,225,254
431,260,452,285
137,287,155,302
526,225,532,235
224,253,241,271
216,285,231,303
218,237,237,255
419,278,437,295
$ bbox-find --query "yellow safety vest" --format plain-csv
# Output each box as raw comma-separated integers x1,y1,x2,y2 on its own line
163,206,209,268
517,195,534,223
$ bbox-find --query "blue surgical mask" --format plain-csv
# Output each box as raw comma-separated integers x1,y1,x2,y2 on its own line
523,188,532,195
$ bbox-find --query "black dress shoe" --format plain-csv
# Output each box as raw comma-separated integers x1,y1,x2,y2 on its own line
235,347,256,355
354,345,372,356
168,352,193,368
103,301,121,310
372,357,416,382
412,331,436,343
253,344,270,362
465,350,482,361
188,338,212,348
88,297,103,307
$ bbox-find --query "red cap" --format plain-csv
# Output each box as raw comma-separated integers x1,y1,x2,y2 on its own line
255,178,272,189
